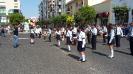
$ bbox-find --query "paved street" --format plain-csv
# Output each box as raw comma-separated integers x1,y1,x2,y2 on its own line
0,34,133,74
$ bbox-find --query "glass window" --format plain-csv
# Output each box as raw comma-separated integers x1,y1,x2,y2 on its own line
14,0,18,2
0,0,5,2
0,7,6,14
14,6,18,8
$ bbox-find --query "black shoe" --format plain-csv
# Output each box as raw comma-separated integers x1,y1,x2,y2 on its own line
130,53,133,56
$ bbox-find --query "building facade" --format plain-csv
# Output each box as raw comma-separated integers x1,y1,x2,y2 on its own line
66,0,88,15
66,0,133,24
39,0,66,20
0,0,21,23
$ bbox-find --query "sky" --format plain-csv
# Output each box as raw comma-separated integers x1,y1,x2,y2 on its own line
21,0,71,18
21,0,41,18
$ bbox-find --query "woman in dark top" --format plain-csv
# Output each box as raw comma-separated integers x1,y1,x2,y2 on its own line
13,26,19,48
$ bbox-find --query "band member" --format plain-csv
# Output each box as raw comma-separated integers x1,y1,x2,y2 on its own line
127,22,133,56
30,25,35,44
61,27,65,41
102,25,107,43
115,24,123,47
66,28,72,51
72,26,77,45
42,30,47,40
107,24,115,58
85,25,91,44
77,27,86,62
55,28,61,47
91,25,97,50
48,28,52,42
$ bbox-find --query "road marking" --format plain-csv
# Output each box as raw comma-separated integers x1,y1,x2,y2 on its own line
19,38,29,39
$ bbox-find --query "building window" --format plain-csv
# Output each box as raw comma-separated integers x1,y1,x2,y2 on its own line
0,7,6,14
0,0,5,3
14,0,18,2
14,6,18,8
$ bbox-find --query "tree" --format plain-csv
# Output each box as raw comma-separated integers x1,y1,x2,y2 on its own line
50,14,67,27
113,6,129,24
36,20,50,27
8,13,25,26
74,6,96,26
66,15,74,26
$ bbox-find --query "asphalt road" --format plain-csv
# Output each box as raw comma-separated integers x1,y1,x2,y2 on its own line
0,34,133,74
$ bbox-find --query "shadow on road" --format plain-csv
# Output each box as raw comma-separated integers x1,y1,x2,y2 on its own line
114,50,130,55
53,44,58,47
92,51,107,57
60,47,69,52
68,54,79,61
86,46,92,49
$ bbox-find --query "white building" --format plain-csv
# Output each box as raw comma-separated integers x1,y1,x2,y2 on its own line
0,0,21,23
92,0,133,25
66,0,133,25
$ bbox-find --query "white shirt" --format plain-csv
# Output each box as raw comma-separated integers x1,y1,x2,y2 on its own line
85,27,91,33
77,31,86,41
91,28,97,35
35,28,41,33
72,27,77,34
30,29,35,33
48,29,52,34
66,30,72,37
61,27,65,32
77,31,86,46
102,26,107,33
56,31,61,35
116,27,123,36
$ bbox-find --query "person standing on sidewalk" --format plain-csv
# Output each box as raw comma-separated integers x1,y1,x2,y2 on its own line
115,24,123,47
48,28,52,42
91,25,97,50
13,25,19,48
55,28,61,47
66,27,73,52
77,27,86,62
107,24,115,58
127,22,133,56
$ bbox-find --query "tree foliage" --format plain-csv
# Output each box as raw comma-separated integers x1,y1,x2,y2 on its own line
74,6,96,26
37,20,50,27
66,15,74,26
8,13,25,25
50,14,67,27
113,6,129,24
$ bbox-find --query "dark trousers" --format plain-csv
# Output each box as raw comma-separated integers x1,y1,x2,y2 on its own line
91,35,97,50
87,33,91,44
49,34,51,42
115,35,121,47
129,37,133,55
103,33,106,43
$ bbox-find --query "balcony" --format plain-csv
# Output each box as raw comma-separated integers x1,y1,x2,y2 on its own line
58,1,61,5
